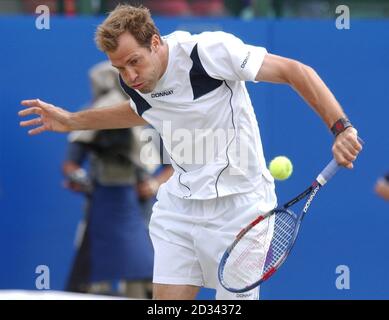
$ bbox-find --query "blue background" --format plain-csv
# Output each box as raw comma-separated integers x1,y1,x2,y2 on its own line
0,16,388,299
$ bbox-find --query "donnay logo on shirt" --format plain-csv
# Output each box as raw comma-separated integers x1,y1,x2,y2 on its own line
151,89,174,98
241,51,251,69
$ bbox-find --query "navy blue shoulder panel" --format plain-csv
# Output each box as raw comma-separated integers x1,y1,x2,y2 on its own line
119,75,152,117
190,44,223,100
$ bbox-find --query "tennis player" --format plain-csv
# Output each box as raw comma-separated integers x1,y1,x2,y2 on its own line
19,5,362,300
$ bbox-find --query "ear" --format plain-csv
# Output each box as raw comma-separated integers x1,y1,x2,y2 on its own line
150,34,161,51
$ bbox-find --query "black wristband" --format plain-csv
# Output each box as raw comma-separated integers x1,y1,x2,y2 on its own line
331,118,352,137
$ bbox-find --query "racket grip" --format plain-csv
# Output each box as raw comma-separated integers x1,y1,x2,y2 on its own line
316,158,340,186
316,137,363,186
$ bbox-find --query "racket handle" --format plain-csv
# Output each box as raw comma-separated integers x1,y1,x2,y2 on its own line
316,137,364,186
316,158,340,186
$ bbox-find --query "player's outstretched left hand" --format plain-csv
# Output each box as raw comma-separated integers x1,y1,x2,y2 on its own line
19,99,72,135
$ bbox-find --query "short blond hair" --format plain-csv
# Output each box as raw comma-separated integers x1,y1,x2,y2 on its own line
95,4,161,52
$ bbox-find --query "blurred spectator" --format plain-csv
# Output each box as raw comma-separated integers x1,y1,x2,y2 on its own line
375,172,389,201
3,0,389,18
145,0,226,17
224,0,251,16
0,0,22,14
145,0,191,16
190,0,225,16
21,0,58,14
104,1,146,13
63,61,173,298
280,0,330,18
223,0,275,18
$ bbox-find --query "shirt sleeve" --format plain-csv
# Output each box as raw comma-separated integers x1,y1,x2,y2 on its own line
196,31,267,82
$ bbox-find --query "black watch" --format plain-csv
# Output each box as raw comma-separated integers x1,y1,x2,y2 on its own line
331,118,353,137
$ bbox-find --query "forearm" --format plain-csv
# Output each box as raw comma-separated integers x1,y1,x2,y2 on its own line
288,62,346,129
256,53,361,168
69,101,147,130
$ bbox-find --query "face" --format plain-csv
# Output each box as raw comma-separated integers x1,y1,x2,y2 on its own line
108,32,165,94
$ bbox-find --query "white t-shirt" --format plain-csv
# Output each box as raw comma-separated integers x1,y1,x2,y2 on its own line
120,31,274,199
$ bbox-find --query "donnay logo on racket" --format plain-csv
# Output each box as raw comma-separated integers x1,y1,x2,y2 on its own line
303,185,320,213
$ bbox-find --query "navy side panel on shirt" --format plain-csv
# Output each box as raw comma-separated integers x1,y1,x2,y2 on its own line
189,44,223,100
119,75,152,116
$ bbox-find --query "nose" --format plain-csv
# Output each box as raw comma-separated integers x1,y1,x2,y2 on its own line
123,67,138,85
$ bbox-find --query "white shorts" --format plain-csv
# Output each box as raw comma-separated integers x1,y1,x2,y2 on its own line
149,174,277,300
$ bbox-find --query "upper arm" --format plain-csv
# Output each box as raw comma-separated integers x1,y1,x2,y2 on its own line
111,100,148,127
255,53,302,84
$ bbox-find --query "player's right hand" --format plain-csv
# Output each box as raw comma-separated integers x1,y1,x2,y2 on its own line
19,99,72,135
332,127,362,169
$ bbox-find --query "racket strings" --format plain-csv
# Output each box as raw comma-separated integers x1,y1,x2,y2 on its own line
221,211,297,290
263,212,296,274
222,218,271,290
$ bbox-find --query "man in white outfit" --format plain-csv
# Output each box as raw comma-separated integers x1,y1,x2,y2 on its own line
19,4,362,300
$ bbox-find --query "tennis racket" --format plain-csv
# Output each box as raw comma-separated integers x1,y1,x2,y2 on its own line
218,157,341,293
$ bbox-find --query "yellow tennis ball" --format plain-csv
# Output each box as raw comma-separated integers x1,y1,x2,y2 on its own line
269,156,293,180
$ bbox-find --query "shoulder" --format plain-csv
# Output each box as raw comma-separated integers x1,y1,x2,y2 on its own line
189,31,242,48
197,31,240,41
162,30,194,46
164,30,241,52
